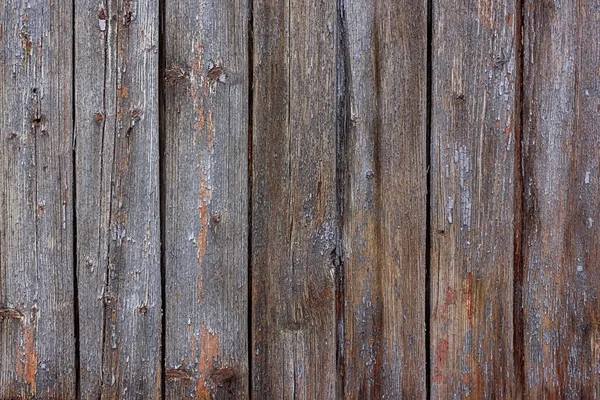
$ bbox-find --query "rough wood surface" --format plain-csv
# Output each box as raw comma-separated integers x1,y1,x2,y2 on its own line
340,0,427,398
251,0,338,397
0,0,76,397
3,1,600,397
430,0,518,398
521,1,600,397
162,0,249,398
74,0,162,397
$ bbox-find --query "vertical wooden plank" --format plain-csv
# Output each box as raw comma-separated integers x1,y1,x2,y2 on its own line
0,0,76,397
251,0,338,397
341,0,427,398
162,0,249,397
74,0,161,397
430,0,517,397
522,1,600,396
74,1,112,397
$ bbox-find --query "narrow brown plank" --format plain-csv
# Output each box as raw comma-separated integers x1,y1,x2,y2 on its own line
74,0,162,397
521,2,600,396
430,0,518,397
341,0,427,398
0,0,76,397
162,0,249,398
251,0,338,397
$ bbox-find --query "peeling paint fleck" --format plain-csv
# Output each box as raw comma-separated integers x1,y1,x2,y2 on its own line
446,197,455,224
98,8,107,31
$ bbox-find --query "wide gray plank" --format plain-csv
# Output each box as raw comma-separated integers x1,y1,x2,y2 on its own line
430,0,518,397
522,1,600,396
74,0,162,397
162,0,249,398
0,0,76,397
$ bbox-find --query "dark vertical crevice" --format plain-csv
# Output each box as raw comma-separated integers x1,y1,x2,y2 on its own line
335,0,349,397
425,0,433,398
247,0,254,397
71,0,81,397
158,0,166,397
98,1,111,394
513,0,525,397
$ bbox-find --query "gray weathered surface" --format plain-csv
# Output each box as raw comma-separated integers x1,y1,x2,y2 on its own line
522,1,600,397
74,0,162,397
251,0,338,397
3,0,600,397
0,0,76,397
341,0,427,398
162,0,249,397
430,0,518,397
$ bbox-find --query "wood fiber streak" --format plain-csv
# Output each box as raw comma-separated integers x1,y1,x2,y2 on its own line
251,0,338,397
341,0,427,398
522,1,600,397
75,0,162,397
163,0,249,398
0,0,76,397
430,0,518,398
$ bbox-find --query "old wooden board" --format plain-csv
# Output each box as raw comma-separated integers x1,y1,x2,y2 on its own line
251,0,338,397
430,0,518,397
341,0,427,398
521,1,600,396
0,0,76,397
162,0,249,398
74,0,162,397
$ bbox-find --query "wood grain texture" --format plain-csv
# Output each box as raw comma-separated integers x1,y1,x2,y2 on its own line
74,0,162,397
251,0,338,397
340,0,427,398
521,1,600,397
430,0,518,398
162,0,249,397
0,0,76,397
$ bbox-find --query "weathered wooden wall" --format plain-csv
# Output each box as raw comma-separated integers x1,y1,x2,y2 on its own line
1,0,599,398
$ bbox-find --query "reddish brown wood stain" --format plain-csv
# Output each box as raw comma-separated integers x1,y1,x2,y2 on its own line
197,167,211,302
15,323,38,395
476,0,493,29
197,325,221,400
463,273,475,325
433,339,449,385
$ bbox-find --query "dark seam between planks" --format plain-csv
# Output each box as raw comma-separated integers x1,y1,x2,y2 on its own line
247,0,254,396
99,0,114,392
425,0,433,397
101,4,120,393
513,0,525,396
71,0,81,396
158,0,167,396
335,0,349,397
